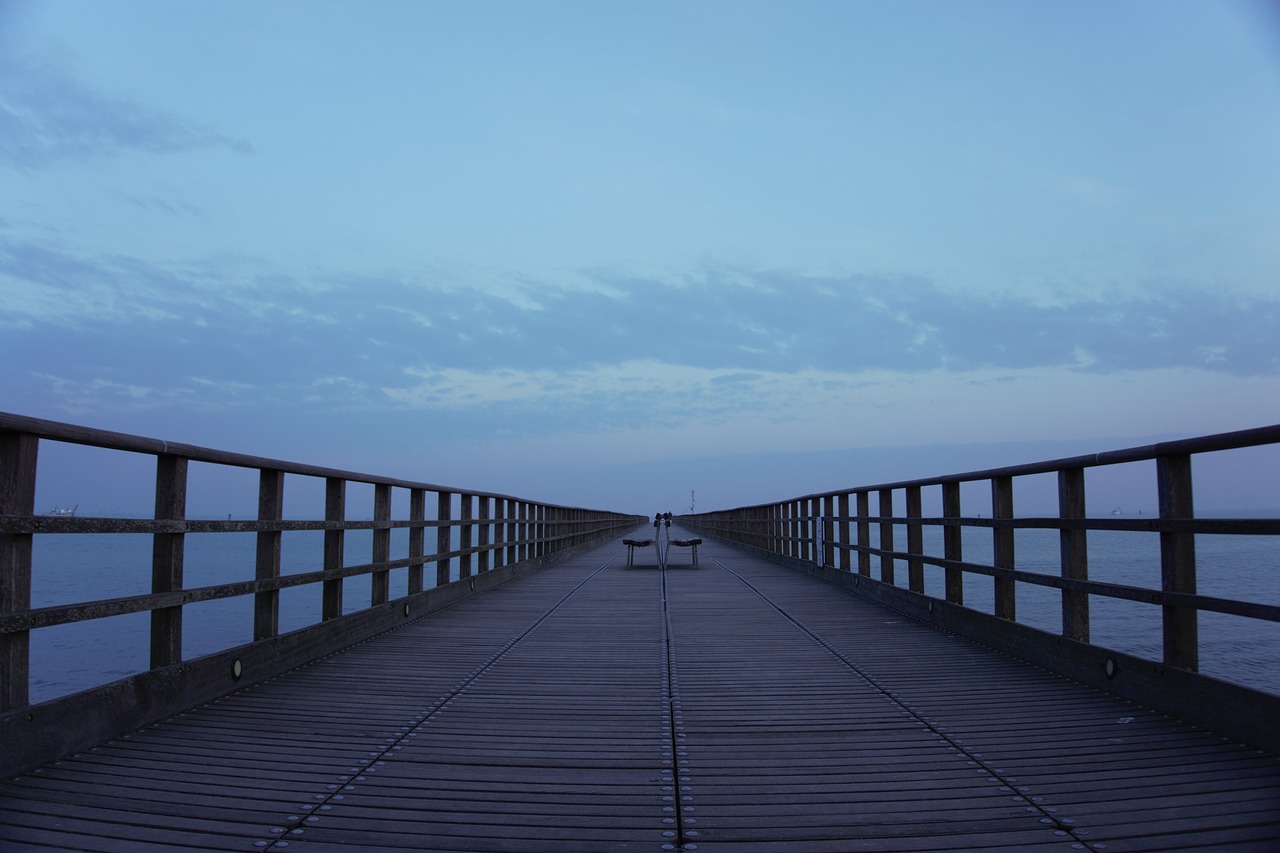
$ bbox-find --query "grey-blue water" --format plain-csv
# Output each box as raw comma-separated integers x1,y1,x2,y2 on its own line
25,513,1279,705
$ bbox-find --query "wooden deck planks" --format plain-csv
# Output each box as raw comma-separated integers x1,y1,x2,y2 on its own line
1,531,1278,852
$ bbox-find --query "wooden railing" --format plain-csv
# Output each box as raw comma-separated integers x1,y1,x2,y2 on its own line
0,412,643,773
680,425,1280,735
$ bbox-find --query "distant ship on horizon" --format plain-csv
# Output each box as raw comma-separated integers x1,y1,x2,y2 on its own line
47,505,78,517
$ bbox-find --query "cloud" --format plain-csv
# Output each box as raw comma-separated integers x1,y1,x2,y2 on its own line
4,235,1279,399
0,56,253,168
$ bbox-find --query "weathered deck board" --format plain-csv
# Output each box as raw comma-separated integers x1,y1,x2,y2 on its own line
2,531,1278,852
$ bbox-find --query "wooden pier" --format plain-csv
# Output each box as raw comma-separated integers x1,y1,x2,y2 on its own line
2,531,1277,852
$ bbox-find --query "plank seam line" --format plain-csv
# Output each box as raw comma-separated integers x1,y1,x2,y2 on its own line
660,556,694,851
702,546,1102,851
254,549,627,851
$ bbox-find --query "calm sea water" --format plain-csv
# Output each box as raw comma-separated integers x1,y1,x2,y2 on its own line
25,514,1279,704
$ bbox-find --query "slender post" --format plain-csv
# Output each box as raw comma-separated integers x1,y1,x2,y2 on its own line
856,492,871,576
822,495,835,568
1058,468,1089,641
992,476,1016,620
518,502,529,563
795,503,804,561
254,469,284,641
322,478,345,620
878,489,895,585
459,493,473,578
408,488,425,595
0,430,37,711
436,491,452,586
478,496,491,572
372,483,391,605
906,485,924,593
492,498,506,569
943,482,963,604
1158,454,1198,670
151,454,188,668
506,499,518,566
837,492,850,572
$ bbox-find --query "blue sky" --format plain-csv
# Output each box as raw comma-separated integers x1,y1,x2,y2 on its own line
3,0,1279,515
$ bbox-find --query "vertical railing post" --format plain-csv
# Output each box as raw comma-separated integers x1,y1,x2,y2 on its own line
837,492,850,572
793,503,802,560
992,476,1016,621
519,502,529,563
436,491,452,586
1058,468,1089,642
780,503,790,559
856,492,871,576
492,498,506,570
151,454,188,668
822,495,835,568
322,478,346,620
943,482,964,605
906,485,924,593
0,430,37,711
537,505,546,557
506,500,518,566
878,489,895,585
408,488,425,595
459,493,473,579
478,496,491,572
372,483,391,605
254,469,284,641
1158,454,1198,670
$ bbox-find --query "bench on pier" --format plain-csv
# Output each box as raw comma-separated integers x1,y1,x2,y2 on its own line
622,538,654,566
669,537,702,567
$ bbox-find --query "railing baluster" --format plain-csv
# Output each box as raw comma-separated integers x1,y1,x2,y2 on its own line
506,499,517,567
943,482,963,605
906,486,924,593
1058,467,1089,642
322,478,345,620
519,502,529,563
372,483,391,605
151,454,187,668
459,493,473,579
478,495,491,572
878,489,894,585
408,488,425,595
822,495,835,568
0,430,37,711
254,469,284,641
992,476,1015,621
492,498,506,570
436,491,452,586
1158,454,1198,670
856,492,871,576
837,493,850,572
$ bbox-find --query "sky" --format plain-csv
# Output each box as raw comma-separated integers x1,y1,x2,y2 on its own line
3,0,1280,516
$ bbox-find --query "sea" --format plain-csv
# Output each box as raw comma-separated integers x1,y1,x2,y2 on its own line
24,511,1280,706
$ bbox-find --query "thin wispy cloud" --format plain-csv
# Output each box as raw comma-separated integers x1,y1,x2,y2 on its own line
0,56,252,168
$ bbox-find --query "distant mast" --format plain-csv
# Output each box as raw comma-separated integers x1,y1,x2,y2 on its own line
689,489,695,513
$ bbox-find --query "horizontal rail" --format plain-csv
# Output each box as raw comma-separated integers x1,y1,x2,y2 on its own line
681,423,1280,695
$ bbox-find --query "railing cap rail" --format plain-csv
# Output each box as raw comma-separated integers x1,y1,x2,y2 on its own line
694,422,1280,512
0,411,605,512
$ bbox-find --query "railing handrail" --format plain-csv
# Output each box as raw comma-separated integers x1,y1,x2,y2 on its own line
0,410,603,511
724,422,1280,510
